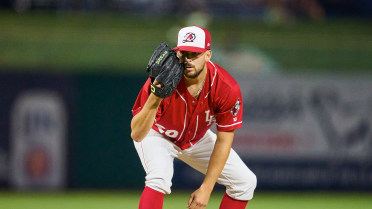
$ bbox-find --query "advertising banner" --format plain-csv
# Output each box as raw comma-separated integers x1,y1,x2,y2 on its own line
0,73,74,190
232,75,372,189
10,90,67,190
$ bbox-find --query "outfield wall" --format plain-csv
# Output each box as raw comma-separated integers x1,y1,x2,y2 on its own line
0,72,371,191
0,72,145,190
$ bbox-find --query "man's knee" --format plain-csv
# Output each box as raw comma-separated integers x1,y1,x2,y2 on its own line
145,171,173,194
227,169,257,201
247,170,257,193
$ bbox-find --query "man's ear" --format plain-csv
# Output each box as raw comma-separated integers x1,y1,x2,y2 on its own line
205,50,212,62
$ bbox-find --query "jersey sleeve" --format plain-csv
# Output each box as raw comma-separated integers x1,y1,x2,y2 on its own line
215,83,243,132
131,78,152,116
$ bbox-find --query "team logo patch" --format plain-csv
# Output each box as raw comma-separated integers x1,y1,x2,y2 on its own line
231,98,241,116
183,32,196,43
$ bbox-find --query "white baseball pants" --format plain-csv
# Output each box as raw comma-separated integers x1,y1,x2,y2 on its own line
133,129,257,201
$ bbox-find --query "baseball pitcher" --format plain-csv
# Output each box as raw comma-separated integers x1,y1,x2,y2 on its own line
131,25,257,209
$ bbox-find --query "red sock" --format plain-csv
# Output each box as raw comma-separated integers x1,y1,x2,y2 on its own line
138,186,165,209
219,193,248,209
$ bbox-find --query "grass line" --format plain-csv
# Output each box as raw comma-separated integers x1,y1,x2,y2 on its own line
0,190,371,209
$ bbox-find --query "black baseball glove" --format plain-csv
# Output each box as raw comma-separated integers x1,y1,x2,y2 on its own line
146,42,184,98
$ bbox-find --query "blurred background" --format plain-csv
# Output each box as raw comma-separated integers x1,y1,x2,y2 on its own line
0,0,371,208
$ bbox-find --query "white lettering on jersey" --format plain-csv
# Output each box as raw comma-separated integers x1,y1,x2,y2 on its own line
155,123,166,133
155,123,179,138
165,129,178,138
205,110,216,126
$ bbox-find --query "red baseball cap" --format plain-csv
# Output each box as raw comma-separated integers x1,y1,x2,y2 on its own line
173,25,211,53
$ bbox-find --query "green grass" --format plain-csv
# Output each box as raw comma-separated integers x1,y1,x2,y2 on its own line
0,10,371,74
0,190,371,209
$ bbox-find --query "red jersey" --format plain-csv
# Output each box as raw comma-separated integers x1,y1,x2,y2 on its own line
132,61,243,150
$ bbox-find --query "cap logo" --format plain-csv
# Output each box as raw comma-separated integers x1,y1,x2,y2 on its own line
182,32,196,43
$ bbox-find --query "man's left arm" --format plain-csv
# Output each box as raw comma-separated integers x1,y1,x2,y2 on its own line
187,130,235,209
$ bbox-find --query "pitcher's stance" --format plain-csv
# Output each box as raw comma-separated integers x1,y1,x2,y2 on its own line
131,25,257,209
